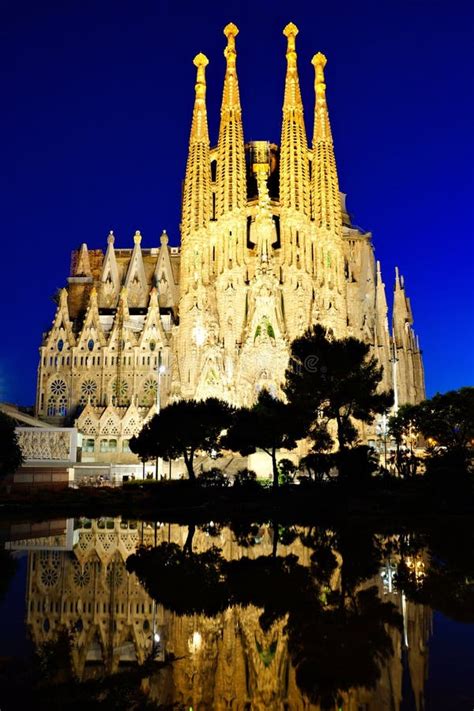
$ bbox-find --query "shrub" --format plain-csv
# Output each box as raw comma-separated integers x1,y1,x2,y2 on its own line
278,458,297,485
335,445,379,484
233,469,258,488
197,467,230,489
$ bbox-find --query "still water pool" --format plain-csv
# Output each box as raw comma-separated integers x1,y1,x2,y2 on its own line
0,518,472,710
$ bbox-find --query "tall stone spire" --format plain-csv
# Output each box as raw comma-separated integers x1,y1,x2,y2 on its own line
216,23,246,217
181,53,212,238
279,23,310,216
311,52,342,235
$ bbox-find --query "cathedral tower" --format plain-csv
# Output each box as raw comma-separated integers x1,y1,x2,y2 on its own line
36,24,425,461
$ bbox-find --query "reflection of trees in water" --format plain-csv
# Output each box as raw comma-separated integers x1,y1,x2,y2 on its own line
127,524,406,708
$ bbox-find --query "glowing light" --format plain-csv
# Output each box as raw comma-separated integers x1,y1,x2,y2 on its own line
193,324,207,346
154,632,160,643
188,630,202,653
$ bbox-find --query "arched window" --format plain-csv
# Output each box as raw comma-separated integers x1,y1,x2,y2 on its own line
47,379,68,417
87,338,94,351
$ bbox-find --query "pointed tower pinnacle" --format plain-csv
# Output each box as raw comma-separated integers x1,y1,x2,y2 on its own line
311,52,342,235
216,23,246,217
279,23,310,216
181,53,212,238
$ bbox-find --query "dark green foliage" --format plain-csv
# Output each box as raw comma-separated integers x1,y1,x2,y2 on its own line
278,458,297,484
130,398,235,480
223,390,308,489
232,468,258,488
0,412,24,478
388,403,418,448
389,388,474,482
334,445,379,483
299,452,334,482
284,325,393,452
416,387,474,455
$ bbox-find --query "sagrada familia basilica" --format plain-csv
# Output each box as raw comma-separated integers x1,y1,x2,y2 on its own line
35,23,425,463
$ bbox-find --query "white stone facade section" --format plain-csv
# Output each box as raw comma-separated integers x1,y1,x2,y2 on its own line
17,427,78,464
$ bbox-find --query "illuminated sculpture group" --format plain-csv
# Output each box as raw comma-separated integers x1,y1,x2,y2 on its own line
35,23,424,462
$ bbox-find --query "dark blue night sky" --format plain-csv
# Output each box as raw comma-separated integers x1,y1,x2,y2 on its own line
1,0,473,405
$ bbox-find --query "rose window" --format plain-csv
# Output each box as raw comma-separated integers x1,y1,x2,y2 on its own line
80,379,98,405
142,378,157,404
112,379,129,397
40,567,60,588
50,379,66,396
73,561,91,588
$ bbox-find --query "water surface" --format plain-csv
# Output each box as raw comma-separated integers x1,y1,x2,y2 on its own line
0,517,472,710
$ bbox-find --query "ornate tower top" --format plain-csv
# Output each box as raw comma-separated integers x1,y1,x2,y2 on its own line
311,52,342,234
279,22,310,217
216,22,246,217
312,52,328,107
223,22,238,55
181,52,212,237
191,53,209,138
283,22,298,59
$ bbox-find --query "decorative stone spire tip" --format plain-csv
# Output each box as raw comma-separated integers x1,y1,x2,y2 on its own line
134,230,142,245
312,51,327,69
193,53,209,69
283,22,299,38
160,230,169,246
283,23,298,58
107,230,115,245
224,22,239,39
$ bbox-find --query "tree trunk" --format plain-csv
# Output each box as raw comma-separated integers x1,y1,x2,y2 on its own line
336,413,346,452
183,450,196,481
271,449,279,490
272,520,279,557
184,524,195,555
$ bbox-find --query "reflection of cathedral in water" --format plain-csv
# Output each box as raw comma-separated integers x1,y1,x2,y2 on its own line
18,519,431,709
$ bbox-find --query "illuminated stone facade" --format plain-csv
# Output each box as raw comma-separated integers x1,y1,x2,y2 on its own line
36,24,425,460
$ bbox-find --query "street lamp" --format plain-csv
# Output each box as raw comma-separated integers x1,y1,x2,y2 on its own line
155,354,167,480
156,354,166,414
376,412,389,470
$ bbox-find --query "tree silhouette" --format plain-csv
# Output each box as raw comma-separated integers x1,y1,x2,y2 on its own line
0,412,24,478
131,398,234,480
222,390,307,489
284,325,393,452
